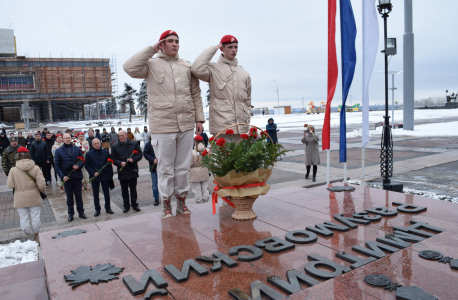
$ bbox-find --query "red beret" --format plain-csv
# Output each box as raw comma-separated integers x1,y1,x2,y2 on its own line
194,135,203,141
159,30,178,41
220,35,238,44
17,146,29,153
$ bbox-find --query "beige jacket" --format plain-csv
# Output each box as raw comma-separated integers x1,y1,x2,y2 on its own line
51,141,63,157
7,159,45,209
190,149,209,183
123,46,205,133
191,46,251,135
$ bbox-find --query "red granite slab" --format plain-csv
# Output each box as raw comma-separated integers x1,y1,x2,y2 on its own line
112,217,282,299
173,206,288,250
268,184,458,228
0,259,45,286
282,278,380,300
335,248,457,300
0,277,48,300
412,226,458,256
41,229,150,300
251,196,392,252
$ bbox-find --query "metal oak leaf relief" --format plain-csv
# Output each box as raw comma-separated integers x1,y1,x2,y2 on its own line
52,229,86,239
64,263,124,289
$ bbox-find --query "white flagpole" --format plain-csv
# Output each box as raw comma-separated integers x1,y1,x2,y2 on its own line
326,149,330,185
344,162,347,183
361,146,365,185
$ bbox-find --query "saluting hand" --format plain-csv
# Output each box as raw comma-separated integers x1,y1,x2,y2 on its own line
216,43,222,49
152,39,165,53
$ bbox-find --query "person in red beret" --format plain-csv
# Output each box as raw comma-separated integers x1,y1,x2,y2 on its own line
123,30,205,218
191,35,251,143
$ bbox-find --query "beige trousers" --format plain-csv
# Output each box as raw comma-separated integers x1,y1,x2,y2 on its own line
151,130,193,201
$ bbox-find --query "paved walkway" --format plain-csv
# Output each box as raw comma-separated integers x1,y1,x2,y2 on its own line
0,127,457,243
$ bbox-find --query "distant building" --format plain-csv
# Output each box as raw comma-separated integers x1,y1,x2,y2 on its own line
0,28,116,124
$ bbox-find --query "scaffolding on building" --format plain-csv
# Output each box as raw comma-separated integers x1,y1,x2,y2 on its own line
0,52,118,126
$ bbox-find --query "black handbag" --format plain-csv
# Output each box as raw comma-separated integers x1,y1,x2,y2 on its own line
109,179,115,190
20,169,47,200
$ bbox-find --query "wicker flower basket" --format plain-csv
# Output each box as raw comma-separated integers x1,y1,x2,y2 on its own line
209,124,275,221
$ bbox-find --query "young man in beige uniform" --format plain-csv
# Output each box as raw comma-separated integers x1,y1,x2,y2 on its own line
123,30,204,218
191,35,251,142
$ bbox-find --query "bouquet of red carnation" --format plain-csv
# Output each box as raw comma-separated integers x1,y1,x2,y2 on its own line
89,158,114,182
61,156,85,186
119,150,139,172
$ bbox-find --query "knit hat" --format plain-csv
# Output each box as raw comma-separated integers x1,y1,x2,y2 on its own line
35,132,41,136
159,30,178,40
17,147,29,153
220,35,238,44
194,135,203,141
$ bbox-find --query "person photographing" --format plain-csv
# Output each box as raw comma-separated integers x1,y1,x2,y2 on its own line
302,125,320,182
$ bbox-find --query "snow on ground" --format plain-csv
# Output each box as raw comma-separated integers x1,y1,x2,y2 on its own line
347,180,458,203
0,240,39,268
41,109,458,135
347,120,458,138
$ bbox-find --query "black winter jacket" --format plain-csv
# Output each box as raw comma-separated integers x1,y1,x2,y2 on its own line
85,148,113,182
86,136,95,150
30,140,50,163
143,142,157,173
45,137,55,159
54,143,85,180
101,132,110,143
26,137,34,149
111,139,143,180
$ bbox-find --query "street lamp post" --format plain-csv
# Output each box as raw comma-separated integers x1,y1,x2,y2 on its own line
271,80,280,115
378,0,403,192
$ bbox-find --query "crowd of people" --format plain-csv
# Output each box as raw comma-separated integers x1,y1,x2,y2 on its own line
2,125,194,238
2,30,320,241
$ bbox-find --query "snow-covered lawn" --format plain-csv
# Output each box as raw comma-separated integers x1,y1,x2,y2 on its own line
41,109,458,137
347,180,458,203
347,120,458,138
0,240,39,269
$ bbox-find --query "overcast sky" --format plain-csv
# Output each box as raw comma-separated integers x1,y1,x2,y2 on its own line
1,0,457,109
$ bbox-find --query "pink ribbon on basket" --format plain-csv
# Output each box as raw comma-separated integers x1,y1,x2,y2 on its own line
212,181,266,215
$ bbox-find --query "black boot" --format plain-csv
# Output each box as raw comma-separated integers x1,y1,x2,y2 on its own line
153,199,159,206
305,166,311,179
312,165,317,182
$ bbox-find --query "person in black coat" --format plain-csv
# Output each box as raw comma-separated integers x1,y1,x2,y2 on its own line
0,132,10,153
54,134,86,221
85,138,114,216
29,132,50,180
266,118,279,144
111,130,143,213
143,137,159,206
44,132,55,185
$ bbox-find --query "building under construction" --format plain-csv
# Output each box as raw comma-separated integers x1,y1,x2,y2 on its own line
0,28,117,125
